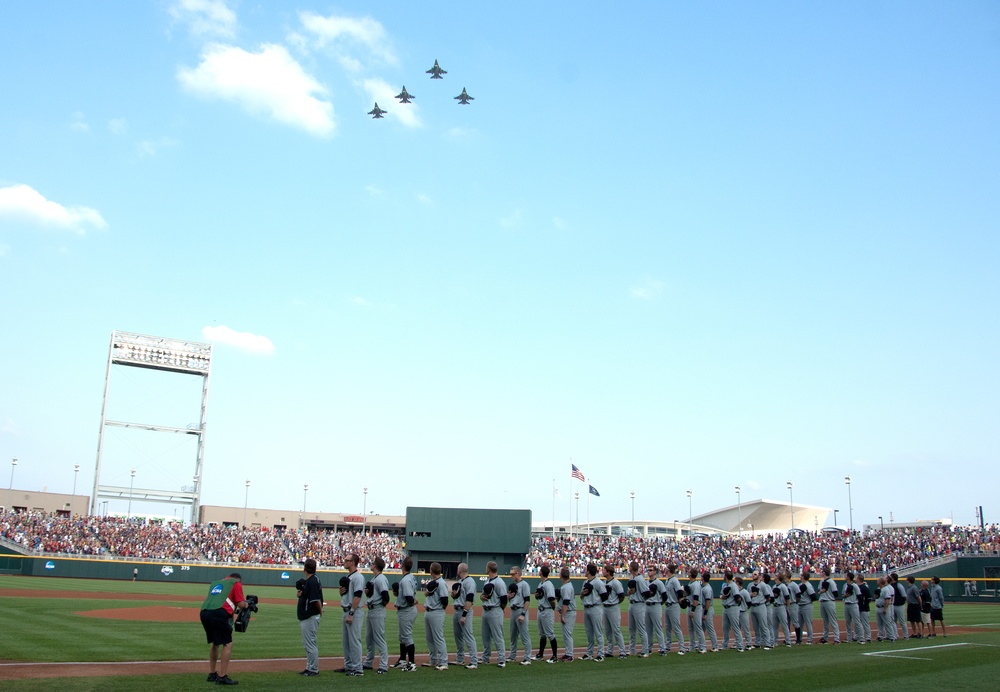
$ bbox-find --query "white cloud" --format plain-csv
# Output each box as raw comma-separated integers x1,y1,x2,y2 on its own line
178,43,335,137
297,12,395,65
351,296,370,307
0,244,9,258
138,137,178,157
416,193,432,206
169,0,237,38
499,208,523,229
552,216,567,230
745,480,761,490
201,325,275,355
70,112,89,132
365,185,384,198
108,118,127,135
362,78,421,128
630,278,665,300
0,184,107,234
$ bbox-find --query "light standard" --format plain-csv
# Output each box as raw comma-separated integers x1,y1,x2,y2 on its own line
303,483,308,513
735,485,742,534
127,469,136,519
748,522,753,538
834,509,839,526
845,476,853,533
686,489,693,536
243,479,250,527
630,491,635,531
363,486,368,534
878,515,884,531
73,464,80,496
786,481,795,529
9,457,17,490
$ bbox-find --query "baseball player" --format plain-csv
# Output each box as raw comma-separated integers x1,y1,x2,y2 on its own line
423,562,449,670
663,563,686,654
817,567,840,644
479,561,508,668
626,561,649,657
784,571,801,645
508,566,533,665
891,573,908,640
687,568,706,654
533,564,559,662
701,571,719,652
763,573,777,648
842,570,863,643
644,565,666,655
719,570,744,651
391,556,418,671
451,563,478,668
580,562,607,661
749,571,770,650
601,563,627,659
341,552,366,676
736,576,753,649
856,572,873,643
798,571,817,644
773,572,791,646
362,556,391,674
875,575,897,642
557,566,577,661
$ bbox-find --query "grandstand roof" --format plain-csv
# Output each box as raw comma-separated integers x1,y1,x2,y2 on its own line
691,498,832,534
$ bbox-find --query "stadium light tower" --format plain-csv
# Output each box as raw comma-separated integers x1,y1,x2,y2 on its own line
363,487,368,534
686,489,693,536
73,464,80,496
243,479,250,527
9,457,17,490
630,491,635,531
786,481,795,529
834,509,839,526
303,483,308,513
127,469,136,519
845,476,853,532
735,486,742,534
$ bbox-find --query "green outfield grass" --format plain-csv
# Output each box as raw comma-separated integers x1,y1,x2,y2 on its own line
2,575,998,691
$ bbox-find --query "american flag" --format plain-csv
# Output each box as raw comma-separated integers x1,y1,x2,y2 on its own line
571,464,585,482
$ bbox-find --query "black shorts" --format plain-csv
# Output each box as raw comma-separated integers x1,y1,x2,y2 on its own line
906,604,921,623
931,608,944,621
201,608,233,646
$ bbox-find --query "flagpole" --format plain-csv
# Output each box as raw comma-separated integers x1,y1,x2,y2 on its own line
587,490,591,536
551,478,556,539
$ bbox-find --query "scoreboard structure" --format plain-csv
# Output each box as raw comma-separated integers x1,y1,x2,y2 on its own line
91,330,212,520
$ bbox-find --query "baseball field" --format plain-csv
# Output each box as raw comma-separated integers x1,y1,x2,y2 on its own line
1,574,997,691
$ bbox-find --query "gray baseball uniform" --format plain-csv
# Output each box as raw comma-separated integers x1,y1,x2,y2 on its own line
687,577,705,652
719,581,744,651
424,577,449,666
842,580,863,643
508,579,532,662
342,569,366,674
581,576,606,658
452,575,477,665
480,575,507,665
818,576,840,643
644,578,665,654
773,581,791,645
537,578,557,641
739,585,753,647
749,579,769,648
395,572,417,647
701,581,718,651
363,572,390,672
663,574,686,653
602,576,626,657
798,579,816,643
559,580,577,659
627,574,648,655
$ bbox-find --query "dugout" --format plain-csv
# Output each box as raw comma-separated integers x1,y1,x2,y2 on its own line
405,507,531,579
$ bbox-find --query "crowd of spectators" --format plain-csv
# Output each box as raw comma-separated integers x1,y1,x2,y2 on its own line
1,508,996,576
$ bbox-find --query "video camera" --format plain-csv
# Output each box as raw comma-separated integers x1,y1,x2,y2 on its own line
234,595,259,633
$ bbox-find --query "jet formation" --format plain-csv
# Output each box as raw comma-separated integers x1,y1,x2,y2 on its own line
370,60,474,118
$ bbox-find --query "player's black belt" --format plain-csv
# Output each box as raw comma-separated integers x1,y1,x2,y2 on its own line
396,605,413,609
645,601,659,606
483,605,497,611
724,605,735,609
629,600,643,604
425,607,442,611
584,604,597,609
603,603,619,607
510,605,523,610
749,603,761,607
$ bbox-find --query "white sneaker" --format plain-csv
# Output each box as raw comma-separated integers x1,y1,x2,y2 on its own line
520,660,531,666
434,664,448,671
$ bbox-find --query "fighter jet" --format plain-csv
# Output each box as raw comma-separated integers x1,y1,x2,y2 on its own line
395,86,414,103
454,87,474,105
367,102,387,119
426,60,447,79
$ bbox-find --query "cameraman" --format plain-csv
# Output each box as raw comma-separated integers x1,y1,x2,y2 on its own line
297,558,323,676
200,572,248,686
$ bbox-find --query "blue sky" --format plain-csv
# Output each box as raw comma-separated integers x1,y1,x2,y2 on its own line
1,1,998,528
